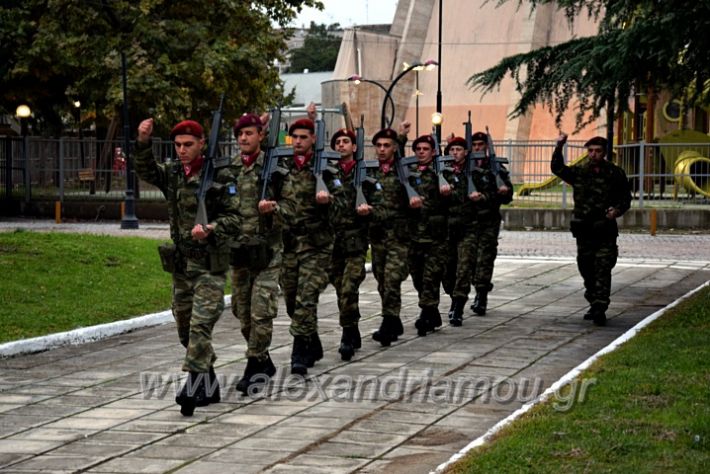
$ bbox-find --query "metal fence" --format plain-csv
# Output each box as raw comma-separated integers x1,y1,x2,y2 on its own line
2,135,709,209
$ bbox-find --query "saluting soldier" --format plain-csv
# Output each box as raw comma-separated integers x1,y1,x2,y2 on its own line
328,128,369,360
279,118,338,375
229,113,284,394
551,134,631,326
467,132,514,316
357,126,421,346
134,118,239,416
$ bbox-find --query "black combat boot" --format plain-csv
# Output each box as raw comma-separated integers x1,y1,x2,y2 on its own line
590,303,607,326
176,372,208,417
415,307,441,336
449,297,465,327
583,307,595,320
338,326,356,361
352,324,362,349
206,366,221,404
447,298,456,320
291,335,310,376
236,357,260,395
307,332,323,368
472,291,488,316
372,316,400,347
236,354,277,395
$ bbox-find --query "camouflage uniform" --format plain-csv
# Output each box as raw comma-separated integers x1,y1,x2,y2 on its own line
443,164,477,301
229,151,284,363
551,145,631,316
134,141,239,373
407,163,449,325
368,163,410,341
278,155,337,338
467,164,513,297
328,162,369,329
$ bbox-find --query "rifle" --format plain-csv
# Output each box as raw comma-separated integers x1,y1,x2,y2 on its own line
353,116,379,208
260,107,292,201
463,111,482,195
395,149,420,201
313,119,341,196
195,93,227,228
431,128,454,190
485,126,510,190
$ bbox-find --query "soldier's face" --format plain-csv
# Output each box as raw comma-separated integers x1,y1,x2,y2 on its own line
291,128,314,155
174,134,205,165
415,143,434,166
449,145,466,163
587,145,606,164
335,136,355,160
375,139,395,162
472,140,487,153
238,126,264,156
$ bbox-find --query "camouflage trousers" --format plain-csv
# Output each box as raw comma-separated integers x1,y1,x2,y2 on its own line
468,220,501,293
576,238,618,311
329,243,366,328
172,258,225,373
443,224,477,299
408,239,448,308
370,234,409,318
231,246,282,361
280,243,332,337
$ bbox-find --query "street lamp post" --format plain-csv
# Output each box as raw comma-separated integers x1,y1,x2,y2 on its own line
15,104,31,203
436,0,443,141
380,60,438,130
119,51,139,229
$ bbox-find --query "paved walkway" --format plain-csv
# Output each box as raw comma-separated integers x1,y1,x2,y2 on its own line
1,220,709,473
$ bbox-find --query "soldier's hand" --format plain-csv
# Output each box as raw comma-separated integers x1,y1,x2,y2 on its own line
556,132,568,147
497,185,510,195
606,207,619,219
191,224,213,240
399,121,412,136
315,190,331,204
357,203,372,216
258,199,278,214
306,102,317,121
440,184,452,196
409,195,423,208
260,112,270,127
470,191,484,202
137,118,154,144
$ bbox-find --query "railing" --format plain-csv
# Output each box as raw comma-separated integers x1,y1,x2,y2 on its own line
1,136,709,209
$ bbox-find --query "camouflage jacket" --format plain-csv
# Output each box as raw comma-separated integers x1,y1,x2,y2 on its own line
229,151,284,245
329,161,371,236
408,163,450,243
447,166,477,227
279,155,340,252
551,146,631,223
367,162,411,243
133,140,240,250
466,163,514,224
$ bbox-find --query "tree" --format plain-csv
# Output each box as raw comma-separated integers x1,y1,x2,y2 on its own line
287,22,342,73
0,0,322,136
468,0,710,130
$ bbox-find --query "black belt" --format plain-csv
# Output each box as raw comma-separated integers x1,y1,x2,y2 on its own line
178,244,208,259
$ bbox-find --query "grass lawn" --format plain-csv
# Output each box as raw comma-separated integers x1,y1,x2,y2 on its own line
0,230,176,343
448,285,710,473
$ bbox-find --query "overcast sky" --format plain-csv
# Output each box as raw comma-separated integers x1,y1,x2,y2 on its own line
290,0,399,28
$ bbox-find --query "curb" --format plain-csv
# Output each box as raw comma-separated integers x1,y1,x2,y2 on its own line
432,279,710,473
0,295,231,358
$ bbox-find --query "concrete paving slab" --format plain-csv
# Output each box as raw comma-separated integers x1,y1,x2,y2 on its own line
1,223,708,473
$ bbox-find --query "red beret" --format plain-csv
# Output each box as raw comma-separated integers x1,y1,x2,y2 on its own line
444,136,466,155
472,131,487,142
288,118,315,135
412,134,436,152
372,128,398,145
234,113,263,134
330,128,356,150
584,136,608,149
171,120,204,139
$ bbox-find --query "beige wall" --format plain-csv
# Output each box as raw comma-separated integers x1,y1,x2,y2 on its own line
325,0,606,143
